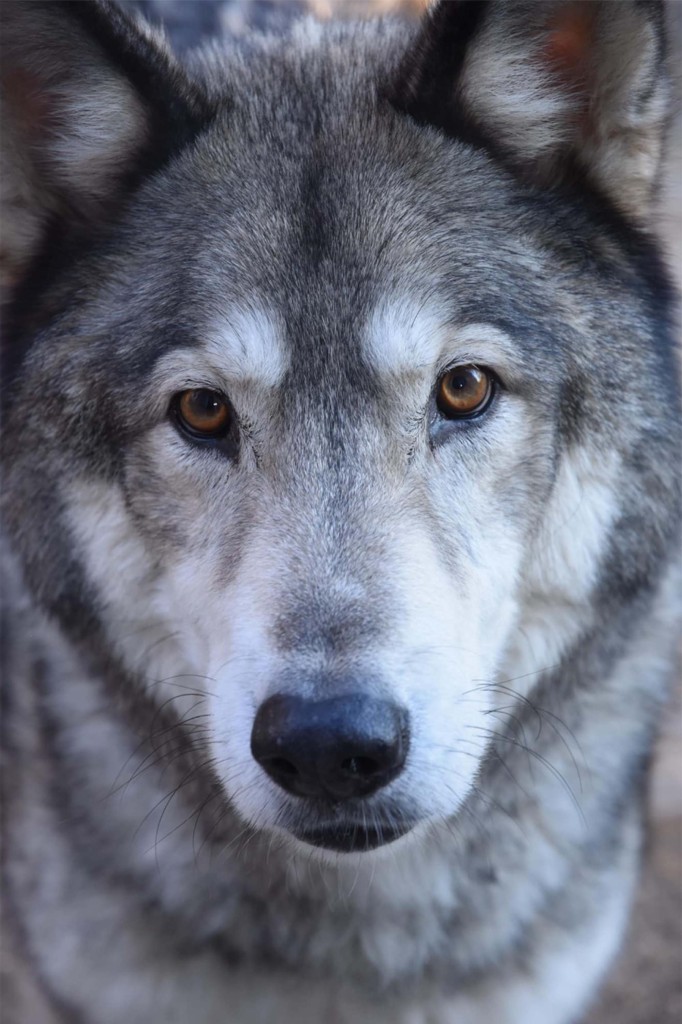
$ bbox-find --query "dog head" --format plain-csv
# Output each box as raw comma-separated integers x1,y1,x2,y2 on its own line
2,0,677,855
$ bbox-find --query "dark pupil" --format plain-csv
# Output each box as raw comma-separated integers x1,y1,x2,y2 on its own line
450,371,472,391
193,390,220,417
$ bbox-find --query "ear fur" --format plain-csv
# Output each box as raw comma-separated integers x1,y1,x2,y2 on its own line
0,0,211,299
394,0,671,221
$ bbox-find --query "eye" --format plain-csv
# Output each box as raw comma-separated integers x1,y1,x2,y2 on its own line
173,388,232,439
435,365,494,419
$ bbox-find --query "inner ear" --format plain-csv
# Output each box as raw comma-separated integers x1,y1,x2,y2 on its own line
544,4,598,102
391,0,671,221
545,4,596,77
535,4,601,146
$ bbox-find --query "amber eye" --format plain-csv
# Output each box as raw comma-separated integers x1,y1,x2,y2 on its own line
174,388,231,438
436,365,494,419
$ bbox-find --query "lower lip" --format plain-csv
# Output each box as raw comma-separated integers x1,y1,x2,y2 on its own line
294,824,411,852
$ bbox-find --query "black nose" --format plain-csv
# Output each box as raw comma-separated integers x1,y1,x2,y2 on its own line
251,693,409,801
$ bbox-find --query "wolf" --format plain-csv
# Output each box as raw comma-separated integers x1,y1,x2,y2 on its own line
1,1,680,1022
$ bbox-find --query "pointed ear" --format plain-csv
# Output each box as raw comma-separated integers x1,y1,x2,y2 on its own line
393,0,671,221
0,0,211,299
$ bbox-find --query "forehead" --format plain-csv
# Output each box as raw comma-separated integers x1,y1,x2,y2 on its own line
110,29,587,386
152,145,538,375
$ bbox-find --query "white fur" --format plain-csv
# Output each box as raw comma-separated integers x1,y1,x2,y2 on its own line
149,307,287,397
66,478,207,724
420,850,635,1024
51,79,148,200
22,795,633,1024
461,22,576,161
363,299,520,381
502,445,621,698
204,306,288,386
206,519,498,832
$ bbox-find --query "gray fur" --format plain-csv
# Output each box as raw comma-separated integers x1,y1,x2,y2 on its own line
1,2,680,1022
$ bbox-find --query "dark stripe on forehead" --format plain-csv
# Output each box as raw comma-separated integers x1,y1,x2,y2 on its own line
297,147,331,267
279,270,382,416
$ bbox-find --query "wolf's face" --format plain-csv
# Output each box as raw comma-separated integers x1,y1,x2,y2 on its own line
2,1,676,854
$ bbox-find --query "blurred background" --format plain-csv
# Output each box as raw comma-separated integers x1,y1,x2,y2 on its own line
103,1,682,1020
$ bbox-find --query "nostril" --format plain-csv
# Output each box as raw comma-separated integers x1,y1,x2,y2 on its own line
341,756,381,778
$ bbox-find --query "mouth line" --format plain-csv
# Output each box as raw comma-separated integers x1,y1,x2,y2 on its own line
293,822,413,853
